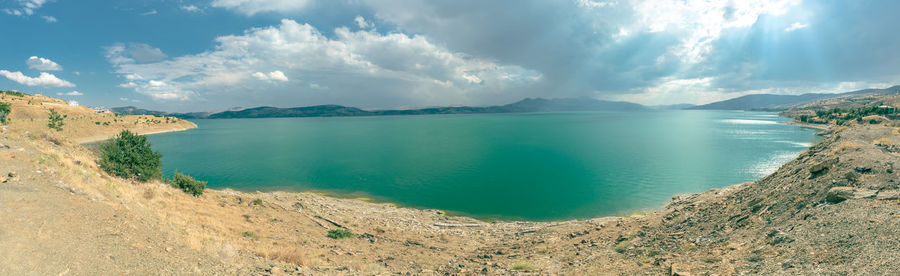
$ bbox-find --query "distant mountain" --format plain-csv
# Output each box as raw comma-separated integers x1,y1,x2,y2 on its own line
649,103,695,110
689,85,900,111
110,106,245,119
208,97,646,119
110,106,168,116
688,94,833,111
495,97,646,112
210,105,372,119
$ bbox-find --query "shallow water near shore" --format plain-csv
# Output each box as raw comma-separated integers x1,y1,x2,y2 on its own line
148,110,818,221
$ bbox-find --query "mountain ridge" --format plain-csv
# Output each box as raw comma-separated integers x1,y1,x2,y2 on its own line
114,97,648,119
109,85,900,118
689,85,900,111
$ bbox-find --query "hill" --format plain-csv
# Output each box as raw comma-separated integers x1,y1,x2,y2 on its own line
0,92,196,143
110,106,168,116
690,85,900,111
689,93,834,110
176,98,645,119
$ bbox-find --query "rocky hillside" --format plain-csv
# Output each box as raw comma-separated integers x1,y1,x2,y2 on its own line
2,92,900,274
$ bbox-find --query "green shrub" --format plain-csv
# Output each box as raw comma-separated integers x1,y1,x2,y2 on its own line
252,198,263,205
170,171,206,196
0,102,10,124
99,130,162,182
327,229,355,239
47,108,66,131
242,231,257,239
509,261,535,271
1,90,25,97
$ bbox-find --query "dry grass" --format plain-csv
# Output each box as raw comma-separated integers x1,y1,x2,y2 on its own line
874,137,894,146
832,142,861,156
260,247,315,266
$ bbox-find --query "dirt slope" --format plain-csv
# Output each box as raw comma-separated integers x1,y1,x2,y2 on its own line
2,92,900,275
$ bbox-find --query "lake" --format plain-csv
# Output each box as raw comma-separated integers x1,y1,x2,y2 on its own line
148,110,818,221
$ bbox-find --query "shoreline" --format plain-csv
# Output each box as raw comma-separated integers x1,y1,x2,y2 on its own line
74,123,198,144
781,120,831,130
5,102,900,273
144,113,820,223
154,114,819,223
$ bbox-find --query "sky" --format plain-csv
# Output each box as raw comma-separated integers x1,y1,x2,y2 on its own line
1,0,899,112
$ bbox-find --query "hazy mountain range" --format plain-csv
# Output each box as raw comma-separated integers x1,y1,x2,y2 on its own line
112,86,900,119
115,98,650,119
689,85,900,111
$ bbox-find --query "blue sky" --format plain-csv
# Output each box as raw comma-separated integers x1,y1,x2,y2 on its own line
1,0,899,111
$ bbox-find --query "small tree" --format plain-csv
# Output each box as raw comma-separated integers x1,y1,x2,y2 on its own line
0,102,10,124
170,171,206,196
48,108,66,131
99,130,162,182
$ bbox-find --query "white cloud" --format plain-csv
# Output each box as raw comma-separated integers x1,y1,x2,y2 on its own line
118,82,138,88
105,19,539,105
309,83,328,90
629,0,800,63
181,5,201,12
41,15,56,22
106,43,167,63
56,91,82,96
610,77,716,105
784,22,809,32
354,16,374,29
0,70,74,87
252,70,289,82
3,0,48,16
26,56,62,71
211,0,311,16
140,9,157,16
577,0,615,8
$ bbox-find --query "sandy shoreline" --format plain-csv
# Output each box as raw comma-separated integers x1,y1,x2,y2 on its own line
74,123,198,144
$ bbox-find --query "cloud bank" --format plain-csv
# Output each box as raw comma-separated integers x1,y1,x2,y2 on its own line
107,19,539,106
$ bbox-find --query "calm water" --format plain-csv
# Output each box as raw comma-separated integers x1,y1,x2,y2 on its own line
148,110,818,221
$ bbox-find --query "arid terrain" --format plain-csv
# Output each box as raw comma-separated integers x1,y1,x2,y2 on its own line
2,93,900,275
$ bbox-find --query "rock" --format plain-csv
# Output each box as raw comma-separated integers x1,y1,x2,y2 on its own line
876,190,899,200
826,187,877,203
826,187,855,203
856,189,877,199
809,159,838,176
7,172,13,178
670,264,692,276
218,243,236,259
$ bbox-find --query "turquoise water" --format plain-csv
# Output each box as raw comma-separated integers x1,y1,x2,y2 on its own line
148,110,818,221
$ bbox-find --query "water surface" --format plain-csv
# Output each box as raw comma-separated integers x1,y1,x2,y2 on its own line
148,110,818,220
